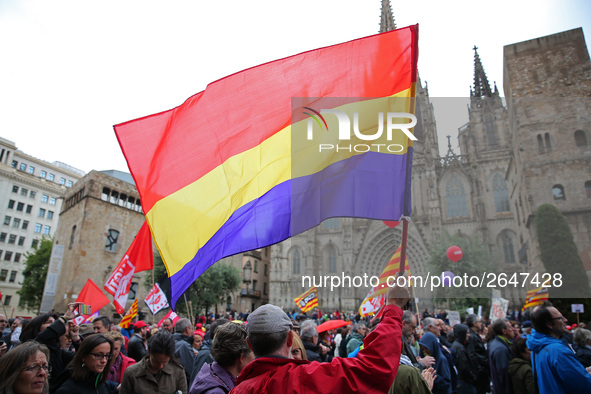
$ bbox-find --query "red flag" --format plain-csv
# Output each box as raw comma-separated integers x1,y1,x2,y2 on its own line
76,279,110,314
105,222,153,313
158,310,180,327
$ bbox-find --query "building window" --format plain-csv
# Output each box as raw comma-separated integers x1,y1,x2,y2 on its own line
544,133,552,150
20,188,28,197
19,163,27,171
16,202,24,212
492,174,510,213
110,190,119,205
9,271,16,282
69,225,76,249
0,269,7,281
14,253,21,263
4,251,12,261
47,211,54,220
67,180,73,187
501,235,516,264
12,218,20,228
328,246,337,273
29,191,36,198
101,187,110,201
3,295,11,306
40,170,47,178
4,216,11,226
48,173,54,181
446,175,468,218
105,229,119,252
41,195,48,203
552,184,565,200
49,197,56,206
263,282,267,296
28,166,34,174
38,208,46,218
264,264,268,276
11,160,17,168
22,221,28,230
31,239,38,248
575,130,588,147
8,235,16,244
586,181,591,199
0,233,5,242
42,225,50,235
7,200,14,209
26,205,32,214
128,282,138,300
292,249,301,275
59,177,66,185
34,224,42,233
18,236,25,246
12,186,18,193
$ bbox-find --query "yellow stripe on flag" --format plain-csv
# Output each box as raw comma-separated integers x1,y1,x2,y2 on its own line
294,287,318,313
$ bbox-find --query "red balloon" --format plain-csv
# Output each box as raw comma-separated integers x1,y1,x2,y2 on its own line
383,221,400,228
447,245,463,262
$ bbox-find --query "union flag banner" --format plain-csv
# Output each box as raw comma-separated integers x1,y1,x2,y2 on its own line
104,222,153,314
522,285,550,311
359,245,410,316
294,287,319,313
119,299,138,329
144,283,169,314
158,310,180,327
115,25,418,308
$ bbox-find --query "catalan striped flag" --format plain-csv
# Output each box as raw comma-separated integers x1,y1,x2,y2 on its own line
359,245,410,316
294,287,319,313
119,299,138,329
115,25,419,308
522,285,550,311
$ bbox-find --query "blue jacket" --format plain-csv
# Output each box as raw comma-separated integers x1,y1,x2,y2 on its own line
419,332,452,394
527,329,591,393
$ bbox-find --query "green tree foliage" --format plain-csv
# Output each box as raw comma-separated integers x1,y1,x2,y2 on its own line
534,204,591,299
149,253,241,316
18,238,53,312
426,231,495,313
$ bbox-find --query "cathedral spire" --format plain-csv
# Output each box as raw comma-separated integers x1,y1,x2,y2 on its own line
379,0,396,33
471,46,493,97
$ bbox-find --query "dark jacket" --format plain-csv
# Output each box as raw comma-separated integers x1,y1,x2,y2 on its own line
420,332,452,394
190,361,236,394
36,318,78,393
467,326,490,393
489,336,514,394
174,333,196,384
402,335,426,370
574,344,591,368
451,324,476,385
303,341,331,362
127,334,146,362
54,371,118,394
508,357,536,394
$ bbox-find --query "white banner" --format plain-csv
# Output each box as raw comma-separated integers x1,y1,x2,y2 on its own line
144,283,169,314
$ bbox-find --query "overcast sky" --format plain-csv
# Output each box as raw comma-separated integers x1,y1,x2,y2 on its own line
1,0,589,174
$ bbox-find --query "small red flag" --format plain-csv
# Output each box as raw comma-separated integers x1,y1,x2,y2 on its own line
76,279,110,314
158,310,180,327
105,222,154,313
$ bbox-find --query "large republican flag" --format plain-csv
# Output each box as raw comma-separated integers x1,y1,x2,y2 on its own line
115,25,419,308
104,222,154,314
359,245,410,316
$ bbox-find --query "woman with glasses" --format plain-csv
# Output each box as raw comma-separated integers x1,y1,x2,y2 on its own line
54,334,117,394
0,341,50,394
120,330,187,394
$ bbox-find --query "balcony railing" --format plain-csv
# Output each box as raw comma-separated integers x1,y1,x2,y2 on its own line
240,288,261,298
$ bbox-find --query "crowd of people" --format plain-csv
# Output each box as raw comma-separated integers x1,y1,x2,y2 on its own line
1,289,591,393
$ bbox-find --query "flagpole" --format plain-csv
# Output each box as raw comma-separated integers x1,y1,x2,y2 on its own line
110,302,124,319
151,268,155,327
398,219,409,276
183,293,193,327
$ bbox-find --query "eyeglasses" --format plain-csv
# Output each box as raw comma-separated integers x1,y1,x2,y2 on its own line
0,320,7,323
552,316,567,322
89,353,112,360
22,364,51,373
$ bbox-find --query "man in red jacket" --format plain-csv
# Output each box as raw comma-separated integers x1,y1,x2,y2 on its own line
230,274,410,393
